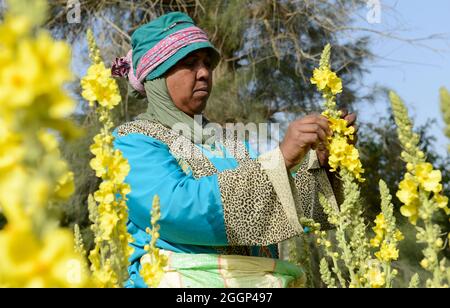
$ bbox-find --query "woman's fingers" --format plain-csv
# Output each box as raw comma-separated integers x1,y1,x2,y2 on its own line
301,133,322,150
299,114,332,136
344,113,357,126
340,108,349,118
297,124,329,143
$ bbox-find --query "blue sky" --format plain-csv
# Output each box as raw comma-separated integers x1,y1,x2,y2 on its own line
355,0,450,156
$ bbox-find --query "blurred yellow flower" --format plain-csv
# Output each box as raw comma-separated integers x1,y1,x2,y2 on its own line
0,54,38,108
55,171,75,200
0,129,24,174
0,15,31,47
0,226,89,287
0,1,91,287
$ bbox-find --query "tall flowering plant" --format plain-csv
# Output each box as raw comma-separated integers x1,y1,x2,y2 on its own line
309,44,403,288
139,196,168,288
441,87,450,153
80,30,134,288
0,0,90,287
390,91,450,288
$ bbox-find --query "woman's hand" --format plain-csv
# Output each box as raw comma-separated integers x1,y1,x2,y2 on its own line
280,114,332,170
316,110,358,167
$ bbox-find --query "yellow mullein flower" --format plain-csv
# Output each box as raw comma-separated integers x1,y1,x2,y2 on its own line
434,194,448,209
396,174,419,205
365,262,386,288
94,181,116,205
0,53,39,108
370,214,386,247
0,128,24,174
28,178,51,209
328,137,364,182
394,230,405,242
0,15,31,47
0,226,89,288
0,0,94,288
98,211,120,241
55,172,75,200
415,163,443,193
400,203,419,225
90,151,109,178
311,68,343,95
81,62,121,109
329,118,355,139
375,243,399,262
33,32,72,90
311,68,329,90
110,150,131,184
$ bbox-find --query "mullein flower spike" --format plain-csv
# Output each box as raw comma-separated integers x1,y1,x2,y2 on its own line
81,29,134,288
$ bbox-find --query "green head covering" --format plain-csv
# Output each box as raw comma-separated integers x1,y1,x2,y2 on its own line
129,12,220,144
131,11,220,81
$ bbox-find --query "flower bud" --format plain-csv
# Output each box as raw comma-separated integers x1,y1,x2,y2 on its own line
420,259,429,269
435,238,443,248
406,163,414,172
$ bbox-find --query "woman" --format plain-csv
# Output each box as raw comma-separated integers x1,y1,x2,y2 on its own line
112,12,356,288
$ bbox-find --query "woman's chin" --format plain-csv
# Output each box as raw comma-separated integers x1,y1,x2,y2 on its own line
191,96,209,111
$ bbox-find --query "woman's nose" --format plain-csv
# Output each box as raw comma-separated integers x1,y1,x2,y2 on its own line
197,63,211,80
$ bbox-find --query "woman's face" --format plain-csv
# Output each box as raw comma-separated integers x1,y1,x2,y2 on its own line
165,49,213,117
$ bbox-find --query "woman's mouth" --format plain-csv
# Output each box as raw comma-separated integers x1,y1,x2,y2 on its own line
194,88,209,95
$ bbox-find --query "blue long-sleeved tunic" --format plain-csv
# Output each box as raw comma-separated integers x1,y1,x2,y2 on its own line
113,120,340,288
